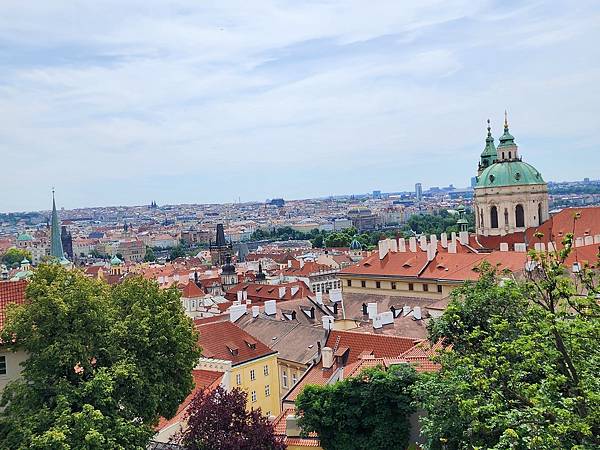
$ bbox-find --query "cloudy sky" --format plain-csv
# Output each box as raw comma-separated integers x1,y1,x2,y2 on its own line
1,0,599,212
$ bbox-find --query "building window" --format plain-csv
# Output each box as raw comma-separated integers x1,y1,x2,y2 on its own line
490,206,499,228
282,370,288,388
265,385,270,397
250,369,256,381
236,373,242,385
251,391,257,402
361,280,366,288
423,283,428,292
408,283,414,291
538,203,543,226
0,356,6,375
437,285,443,293
292,373,298,385
347,279,351,287
376,281,381,289
263,365,269,376
391,282,397,290
515,204,525,228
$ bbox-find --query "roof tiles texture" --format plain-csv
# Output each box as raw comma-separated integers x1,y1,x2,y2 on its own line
0,280,27,331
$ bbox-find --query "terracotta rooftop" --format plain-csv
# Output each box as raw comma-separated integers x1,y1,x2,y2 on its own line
272,407,320,447
0,280,27,331
224,281,312,304
180,281,205,298
195,320,276,366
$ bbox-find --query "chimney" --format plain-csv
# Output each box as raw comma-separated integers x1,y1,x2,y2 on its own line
459,231,468,246
372,315,382,329
389,238,398,253
315,291,324,305
252,305,260,318
242,290,248,301
403,304,411,316
440,233,448,248
413,306,422,320
279,286,287,299
367,302,377,320
419,235,427,251
448,242,457,254
398,238,406,253
379,311,394,325
429,234,437,248
229,304,247,322
322,346,334,369
427,242,436,261
322,315,334,330
299,259,305,269
499,242,509,252
264,300,276,315
451,232,457,246
378,239,389,260
409,237,417,252
236,290,243,302
287,259,292,268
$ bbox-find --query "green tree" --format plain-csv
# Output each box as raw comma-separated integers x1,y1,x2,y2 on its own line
0,264,200,449
169,244,187,261
143,246,156,262
416,234,600,449
296,364,417,450
1,248,32,268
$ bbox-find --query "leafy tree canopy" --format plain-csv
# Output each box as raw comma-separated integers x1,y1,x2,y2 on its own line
176,386,285,450
416,236,600,450
1,248,32,268
296,364,417,450
0,264,200,449
144,246,156,262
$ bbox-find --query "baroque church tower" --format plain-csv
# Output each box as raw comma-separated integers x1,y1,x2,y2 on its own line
473,113,549,237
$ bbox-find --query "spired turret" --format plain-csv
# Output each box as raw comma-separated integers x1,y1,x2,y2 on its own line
474,113,549,237
478,119,497,175
50,189,66,261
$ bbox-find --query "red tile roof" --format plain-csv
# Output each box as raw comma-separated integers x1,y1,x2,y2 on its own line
285,330,420,402
224,281,312,304
340,251,426,278
282,261,332,277
195,320,276,366
0,280,27,331
181,281,205,298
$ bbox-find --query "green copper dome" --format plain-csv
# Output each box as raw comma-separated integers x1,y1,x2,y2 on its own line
349,238,362,250
476,160,545,188
110,255,123,266
17,233,33,242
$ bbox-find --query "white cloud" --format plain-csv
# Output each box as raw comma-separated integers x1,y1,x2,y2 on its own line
0,0,599,211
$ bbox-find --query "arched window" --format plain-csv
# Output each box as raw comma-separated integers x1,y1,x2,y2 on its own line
508,151,512,159
490,206,498,229
515,204,525,228
480,209,484,227
538,203,543,226
504,208,509,226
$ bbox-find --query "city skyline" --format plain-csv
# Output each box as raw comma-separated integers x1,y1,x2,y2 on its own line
2,1,600,212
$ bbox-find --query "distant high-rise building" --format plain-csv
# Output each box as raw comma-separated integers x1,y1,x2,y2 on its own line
372,190,381,199
415,183,423,201
269,198,285,207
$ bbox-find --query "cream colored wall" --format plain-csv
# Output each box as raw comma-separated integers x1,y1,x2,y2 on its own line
231,354,281,418
474,183,549,236
0,349,28,393
340,275,452,299
278,360,307,399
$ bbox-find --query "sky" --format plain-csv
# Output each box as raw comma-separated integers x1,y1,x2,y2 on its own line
1,0,599,212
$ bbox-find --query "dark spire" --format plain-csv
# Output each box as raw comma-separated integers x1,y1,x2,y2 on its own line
50,189,65,260
215,223,227,247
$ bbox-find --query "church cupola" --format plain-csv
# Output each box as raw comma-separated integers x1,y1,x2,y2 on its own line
497,111,519,162
220,254,238,291
478,119,497,175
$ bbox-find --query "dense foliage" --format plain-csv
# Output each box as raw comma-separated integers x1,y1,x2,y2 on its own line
144,246,156,262
416,234,600,449
296,364,417,450
0,265,200,449
402,210,474,236
1,248,32,268
176,386,285,450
